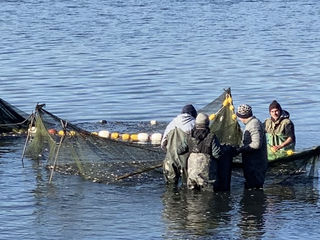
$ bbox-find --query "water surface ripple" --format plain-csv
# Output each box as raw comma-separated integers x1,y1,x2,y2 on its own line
1,0,320,239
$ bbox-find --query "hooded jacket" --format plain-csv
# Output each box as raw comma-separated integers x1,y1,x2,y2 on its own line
161,113,195,149
264,110,295,160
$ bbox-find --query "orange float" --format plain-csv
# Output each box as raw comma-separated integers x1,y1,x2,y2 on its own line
48,129,57,135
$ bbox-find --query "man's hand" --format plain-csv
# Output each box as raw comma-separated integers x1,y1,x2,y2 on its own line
271,145,282,152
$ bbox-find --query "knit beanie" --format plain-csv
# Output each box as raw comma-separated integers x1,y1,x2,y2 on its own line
181,104,197,118
236,104,253,118
195,113,209,128
269,100,282,112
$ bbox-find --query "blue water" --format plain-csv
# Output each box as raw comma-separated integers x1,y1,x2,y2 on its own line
1,0,320,239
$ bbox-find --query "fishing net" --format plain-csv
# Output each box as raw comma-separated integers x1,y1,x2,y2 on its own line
201,88,242,146
25,107,165,183
0,98,30,134
24,88,243,183
267,146,320,178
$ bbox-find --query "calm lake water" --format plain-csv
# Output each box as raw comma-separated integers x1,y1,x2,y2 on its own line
1,0,320,239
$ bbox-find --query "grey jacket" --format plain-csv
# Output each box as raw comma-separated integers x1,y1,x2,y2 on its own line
242,116,266,152
240,116,268,188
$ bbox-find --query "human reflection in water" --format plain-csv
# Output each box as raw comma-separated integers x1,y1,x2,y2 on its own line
238,189,267,240
161,186,233,239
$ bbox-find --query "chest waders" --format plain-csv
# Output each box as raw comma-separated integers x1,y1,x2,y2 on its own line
187,133,215,189
265,118,295,160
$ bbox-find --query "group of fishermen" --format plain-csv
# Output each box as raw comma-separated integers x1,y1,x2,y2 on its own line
160,100,295,191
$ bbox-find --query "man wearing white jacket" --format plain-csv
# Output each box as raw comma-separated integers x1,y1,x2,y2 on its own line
161,104,197,185
161,104,197,149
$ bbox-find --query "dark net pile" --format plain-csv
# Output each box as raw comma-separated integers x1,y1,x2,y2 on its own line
0,98,30,134
25,88,243,183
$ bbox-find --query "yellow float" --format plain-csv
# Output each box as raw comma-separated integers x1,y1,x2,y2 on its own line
121,133,130,141
58,130,65,136
130,134,138,141
209,113,216,120
111,132,119,139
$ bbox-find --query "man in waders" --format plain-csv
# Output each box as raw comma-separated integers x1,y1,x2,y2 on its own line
177,113,223,190
161,104,197,185
236,104,268,189
264,100,295,160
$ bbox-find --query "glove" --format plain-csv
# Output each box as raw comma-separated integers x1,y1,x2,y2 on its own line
228,145,240,157
223,144,241,157
236,146,246,155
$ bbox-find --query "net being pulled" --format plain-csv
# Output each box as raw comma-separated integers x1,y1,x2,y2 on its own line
25,88,242,183
201,88,242,146
25,107,164,183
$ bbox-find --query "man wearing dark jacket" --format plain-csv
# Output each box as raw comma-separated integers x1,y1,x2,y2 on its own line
184,113,222,190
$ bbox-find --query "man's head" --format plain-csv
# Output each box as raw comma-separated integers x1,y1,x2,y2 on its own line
181,104,197,118
236,104,253,121
195,113,209,129
269,100,282,121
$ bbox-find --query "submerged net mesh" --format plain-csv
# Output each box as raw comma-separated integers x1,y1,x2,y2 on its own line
0,98,30,134
267,146,320,178
25,108,164,183
25,88,242,183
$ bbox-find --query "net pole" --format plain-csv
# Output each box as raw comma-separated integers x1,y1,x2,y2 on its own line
21,112,35,168
49,120,67,183
116,163,163,180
